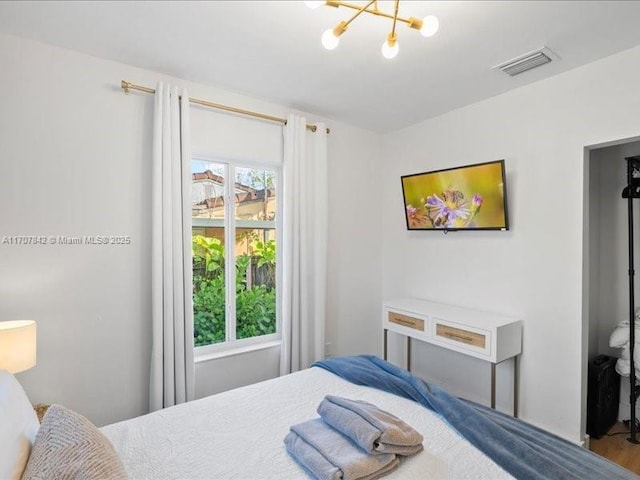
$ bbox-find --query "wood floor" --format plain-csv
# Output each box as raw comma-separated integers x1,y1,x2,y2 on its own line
590,422,640,475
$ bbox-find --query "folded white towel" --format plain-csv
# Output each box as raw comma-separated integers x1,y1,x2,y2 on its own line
615,357,640,378
611,325,630,349
616,349,640,378
608,319,640,379
610,321,640,349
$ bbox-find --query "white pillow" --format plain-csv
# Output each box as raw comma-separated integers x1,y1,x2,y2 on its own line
0,369,39,480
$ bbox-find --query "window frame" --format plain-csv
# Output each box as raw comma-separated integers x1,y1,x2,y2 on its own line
192,155,282,357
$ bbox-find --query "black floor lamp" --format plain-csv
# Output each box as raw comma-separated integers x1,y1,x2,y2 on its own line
621,155,640,444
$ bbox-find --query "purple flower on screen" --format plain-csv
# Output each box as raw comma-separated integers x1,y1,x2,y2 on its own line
425,194,470,228
424,187,484,228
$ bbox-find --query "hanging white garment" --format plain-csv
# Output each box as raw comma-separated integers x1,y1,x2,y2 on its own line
610,315,640,379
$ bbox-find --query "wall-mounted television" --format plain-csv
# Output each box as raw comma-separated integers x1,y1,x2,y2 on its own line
401,159,509,231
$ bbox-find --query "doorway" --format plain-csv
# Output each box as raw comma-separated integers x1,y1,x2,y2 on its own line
583,137,640,473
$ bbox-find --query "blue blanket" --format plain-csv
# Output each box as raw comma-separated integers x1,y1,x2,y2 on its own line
313,355,638,480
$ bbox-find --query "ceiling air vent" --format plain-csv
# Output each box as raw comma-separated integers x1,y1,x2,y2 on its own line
492,47,557,77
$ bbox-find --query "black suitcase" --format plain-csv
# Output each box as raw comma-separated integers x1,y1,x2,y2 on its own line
587,354,620,439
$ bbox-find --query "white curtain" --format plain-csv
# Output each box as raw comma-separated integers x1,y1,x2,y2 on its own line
280,114,328,375
150,82,195,411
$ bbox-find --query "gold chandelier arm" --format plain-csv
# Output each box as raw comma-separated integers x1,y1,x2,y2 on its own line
341,0,377,29
328,0,416,27
391,0,400,37
407,17,424,31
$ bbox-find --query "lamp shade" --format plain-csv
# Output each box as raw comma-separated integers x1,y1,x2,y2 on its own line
0,320,37,374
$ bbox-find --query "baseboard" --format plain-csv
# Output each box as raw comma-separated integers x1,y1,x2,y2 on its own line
581,434,590,449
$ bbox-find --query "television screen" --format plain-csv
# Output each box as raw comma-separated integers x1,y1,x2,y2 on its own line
401,159,509,231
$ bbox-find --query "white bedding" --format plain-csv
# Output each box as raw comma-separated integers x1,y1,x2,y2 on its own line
101,367,512,480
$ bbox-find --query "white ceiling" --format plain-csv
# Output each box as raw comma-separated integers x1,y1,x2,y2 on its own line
2,1,640,132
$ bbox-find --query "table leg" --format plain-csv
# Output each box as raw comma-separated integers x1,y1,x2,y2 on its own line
407,336,411,371
514,355,519,418
383,329,388,360
491,363,496,409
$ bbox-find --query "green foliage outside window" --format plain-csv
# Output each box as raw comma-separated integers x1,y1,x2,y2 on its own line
192,235,276,347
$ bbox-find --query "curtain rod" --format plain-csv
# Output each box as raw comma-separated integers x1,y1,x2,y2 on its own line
120,81,329,134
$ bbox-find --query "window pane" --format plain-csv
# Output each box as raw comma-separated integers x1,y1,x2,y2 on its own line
234,167,277,222
234,167,277,340
235,228,276,340
192,161,226,347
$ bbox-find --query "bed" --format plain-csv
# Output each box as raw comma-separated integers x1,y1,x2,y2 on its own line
101,363,510,480
3,355,638,480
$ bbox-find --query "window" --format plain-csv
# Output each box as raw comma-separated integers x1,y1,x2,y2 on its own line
191,158,280,350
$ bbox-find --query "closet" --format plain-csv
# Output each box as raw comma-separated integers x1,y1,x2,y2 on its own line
587,141,640,443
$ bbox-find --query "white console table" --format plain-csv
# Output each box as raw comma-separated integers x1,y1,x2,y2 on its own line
383,298,522,416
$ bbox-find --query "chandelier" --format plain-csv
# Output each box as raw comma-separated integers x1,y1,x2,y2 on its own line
305,1,439,59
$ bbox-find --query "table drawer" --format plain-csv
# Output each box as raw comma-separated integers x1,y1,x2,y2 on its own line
388,312,425,331
435,324,486,348
432,319,491,356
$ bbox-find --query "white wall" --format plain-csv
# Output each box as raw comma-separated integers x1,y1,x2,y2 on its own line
381,45,640,442
587,148,602,363
326,125,384,358
0,33,382,425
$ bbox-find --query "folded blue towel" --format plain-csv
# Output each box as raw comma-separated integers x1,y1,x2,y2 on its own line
317,395,423,456
284,418,399,480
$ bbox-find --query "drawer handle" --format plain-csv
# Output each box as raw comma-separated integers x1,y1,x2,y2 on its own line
436,324,486,348
393,318,417,327
388,313,424,331
442,331,475,343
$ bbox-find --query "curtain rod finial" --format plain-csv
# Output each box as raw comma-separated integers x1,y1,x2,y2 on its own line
121,80,130,95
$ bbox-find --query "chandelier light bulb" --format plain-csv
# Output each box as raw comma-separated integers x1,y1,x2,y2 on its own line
312,3,439,57
381,36,399,59
420,15,439,37
305,1,324,9
321,28,340,50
